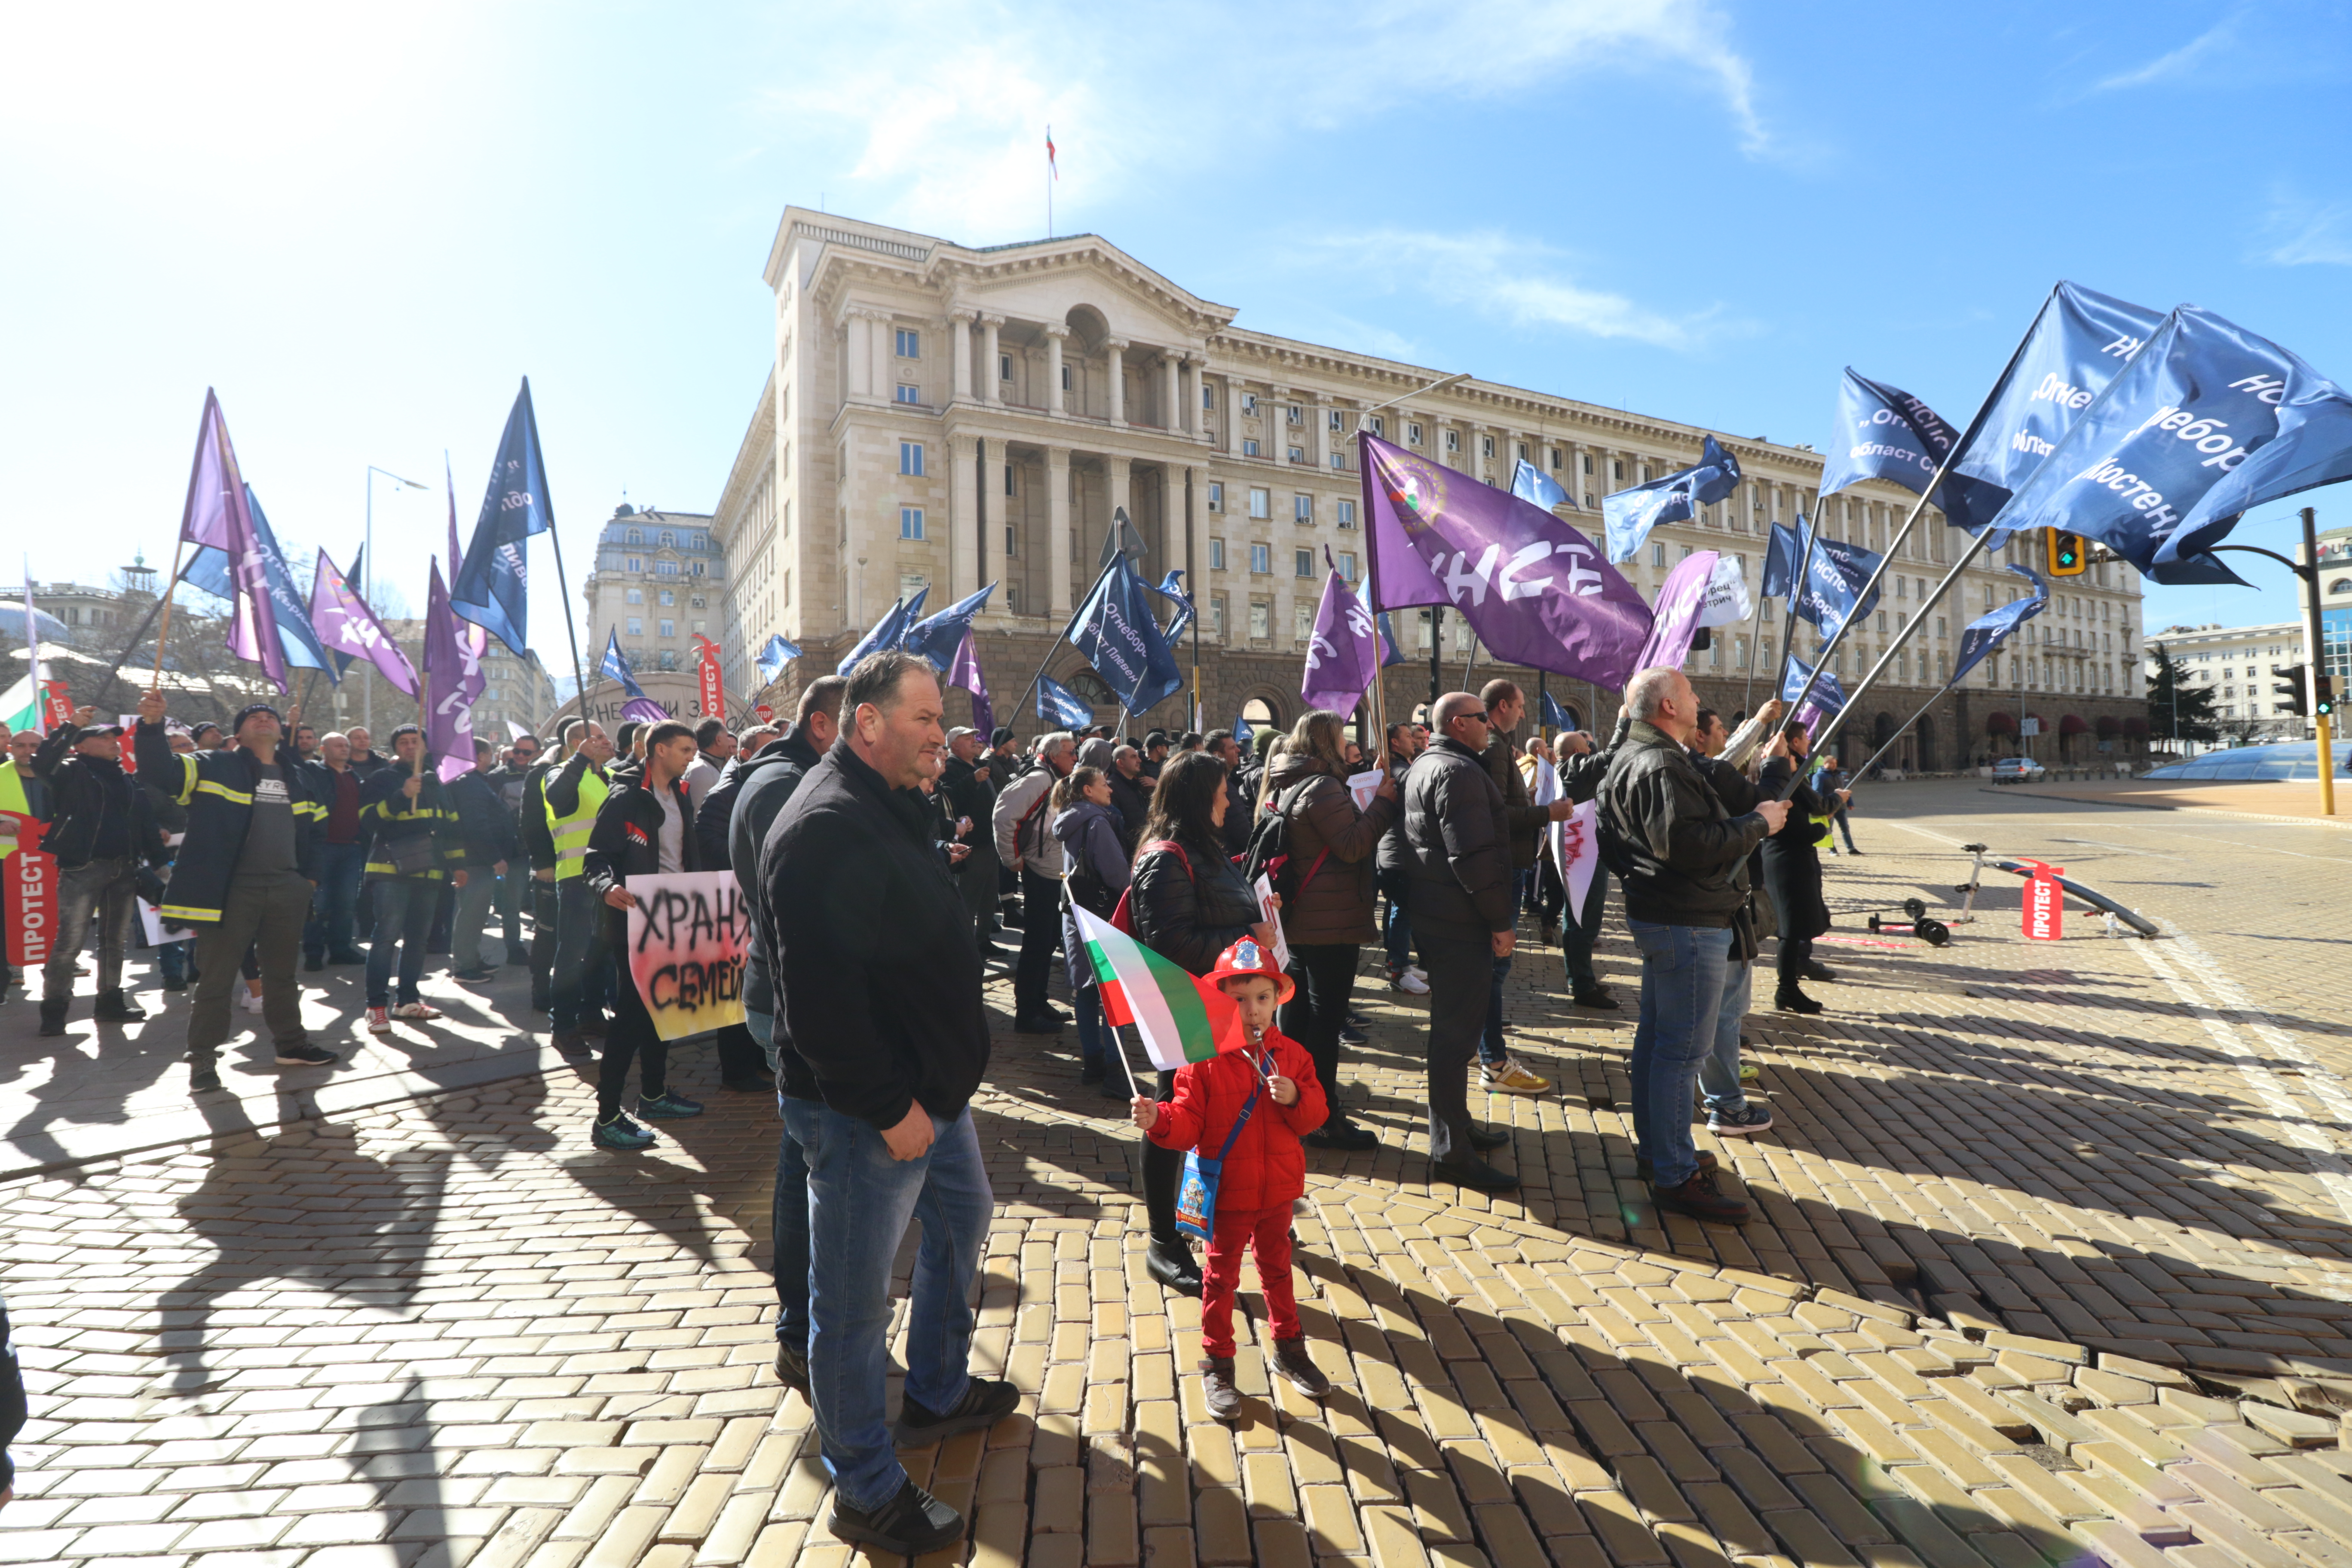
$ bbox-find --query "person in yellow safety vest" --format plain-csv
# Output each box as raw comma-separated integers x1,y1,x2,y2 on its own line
0,722,31,1003
543,720,618,1055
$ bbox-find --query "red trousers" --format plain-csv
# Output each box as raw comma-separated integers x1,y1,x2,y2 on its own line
1198,1203,1299,1359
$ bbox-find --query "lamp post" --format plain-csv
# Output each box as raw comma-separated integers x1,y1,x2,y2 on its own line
364,465,427,732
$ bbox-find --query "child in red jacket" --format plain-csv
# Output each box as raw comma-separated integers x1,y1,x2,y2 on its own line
1131,937,1331,1421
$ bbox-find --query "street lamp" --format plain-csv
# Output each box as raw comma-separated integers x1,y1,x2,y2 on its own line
364,465,427,731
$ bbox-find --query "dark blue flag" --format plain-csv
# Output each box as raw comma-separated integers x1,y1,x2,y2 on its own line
1816,369,2007,524
836,591,925,677
1951,566,2049,686
1149,569,1194,641
1991,304,2352,585
452,379,554,658
1038,674,1094,728
1601,435,1741,564
1764,518,1882,636
1944,282,2166,536
901,584,994,672
1069,556,1183,714
602,629,646,700
1540,689,1572,732
753,634,802,685
1377,611,1406,668
186,486,335,678
1781,656,1848,729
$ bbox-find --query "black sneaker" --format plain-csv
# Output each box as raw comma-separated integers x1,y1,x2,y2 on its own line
190,1066,224,1094
894,1377,1020,1447
828,1478,965,1556
775,1338,808,1393
1467,1124,1510,1152
162,975,188,992
93,989,145,1022
1014,1012,1064,1035
453,968,496,983
303,955,325,973
1431,1157,1519,1192
551,1031,593,1057
1338,1025,1369,1047
1079,1061,1106,1084
1304,1118,1378,1152
1572,986,1620,1010
275,1042,340,1067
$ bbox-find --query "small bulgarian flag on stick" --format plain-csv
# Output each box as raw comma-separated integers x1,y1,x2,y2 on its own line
1073,906,1245,1071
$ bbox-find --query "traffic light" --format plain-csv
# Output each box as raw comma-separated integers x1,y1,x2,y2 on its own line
2046,529,2087,576
2320,674,2337,717
2276,664,2310,718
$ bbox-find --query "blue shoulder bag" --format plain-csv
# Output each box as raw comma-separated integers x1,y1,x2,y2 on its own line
1173,1069,1264,1242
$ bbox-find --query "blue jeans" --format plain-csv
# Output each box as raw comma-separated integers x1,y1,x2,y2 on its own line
451,861,501,971
781,1097,994,1513
365,878,437,1007
304,841,367,959
1695,959,1752,1116
158,937,191,986
1377,866,1416,974
1627,920,1733,1190
1073,986,1106,1072
1479,955,1511,1068
549,879,612,1031
750,1007,809,1358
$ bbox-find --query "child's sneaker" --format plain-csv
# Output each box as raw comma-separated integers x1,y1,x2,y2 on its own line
1200,1357,1242,1423
1271,1338,1330,1398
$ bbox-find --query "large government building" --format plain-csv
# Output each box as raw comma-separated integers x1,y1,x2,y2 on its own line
707,209,2149,770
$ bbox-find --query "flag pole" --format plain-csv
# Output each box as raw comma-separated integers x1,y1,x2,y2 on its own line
149,533,188,688
545,522,589,721
1847,676,1961,783
1807,519,2005,767
96,554,193,710
1770,514,1827,711
1778,286,2055,750
1738,541,1773,714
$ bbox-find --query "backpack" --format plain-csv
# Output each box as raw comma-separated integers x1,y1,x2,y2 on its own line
1108,838,1192,935
1237,779,1329,906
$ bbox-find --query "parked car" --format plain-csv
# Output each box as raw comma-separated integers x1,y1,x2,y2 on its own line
1990,757,2047,784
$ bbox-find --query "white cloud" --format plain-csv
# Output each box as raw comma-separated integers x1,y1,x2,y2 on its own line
2092,9,2242,92
1317,230,1729,350
2255,188,2352,267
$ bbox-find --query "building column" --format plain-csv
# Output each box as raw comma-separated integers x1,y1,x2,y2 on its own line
1161,353,1180,432
1106,340,1127,427
1314,396,1332,471
870,312,890,401
949,310,975,403
1176,356,1197,437
1044,324,1068,415
949,433,978,598
981,315,1004,405
843,311,870,399
1047,447,1073,617
1225,378,1244,456
1268,386,1291,466
1106,453,1132,538
977,438,1002,612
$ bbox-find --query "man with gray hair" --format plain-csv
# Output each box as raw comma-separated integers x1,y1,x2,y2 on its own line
1596,667,1787,1225
992,729,1076,1032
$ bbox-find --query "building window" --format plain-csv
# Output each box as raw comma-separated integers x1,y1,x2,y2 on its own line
1004,525,1017,556
1202,384,1215,410
1445,430,1460,453
1287,446,1305,464
900,507,925,540
1482,435,1495,459
625,556,642,572
660,531,676,547
1210,539,1226,571
1369,415,1384,438
1287,404,1302,425
1248,487,1271,520
1295,548,1314,577
658,619,675,637
1006,585,1021,613
1212,593,1228,636
658,589,675,606
1061,364,1072,390
894,328,920,358
1327,409,1343,432
1208,481,1224,511
626,617,643,636
900,441,924,476
627,527,643,544
1582,454,1595,475
658,560,679,576
1294,603,1313,642
691,595,706,610
1612,460,1625,481
1250,600,1271,639
1329,453,1347,471
1243,438,1260,457
1241,393,1258,415
1336,500,1356,529
625,588,643,605
1294,494,1313,524
895,384,920,404
999,355,1013,381
691,561,704,576
1339,551,1357,581
1650,542,1666,567
1250,543,1271,575
1407,422,1423,445
692,533,705,548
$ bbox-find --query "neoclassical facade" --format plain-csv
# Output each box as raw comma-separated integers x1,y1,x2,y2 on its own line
710,209,2146,769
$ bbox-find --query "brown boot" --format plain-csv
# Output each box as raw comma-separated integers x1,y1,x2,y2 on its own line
1271,1338,1330,1398
1200,1357,1242,1423
1652,1169,1750,1225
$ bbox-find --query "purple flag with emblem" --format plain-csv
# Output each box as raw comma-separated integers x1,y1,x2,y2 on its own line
1360,432,1651,688
1300,569,1378,714
1632,550,1721,673
947,627,994,738
422,560,477,783
308,549,417,695
177,389,287,692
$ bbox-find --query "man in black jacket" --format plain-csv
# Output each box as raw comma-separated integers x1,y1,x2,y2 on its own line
761,652,1014,1559
484,734,540,961
32,709,167,1035
1759,721,1842,1014
688,720,797,1092
1596,668,1786,1225
938,726,1001,949
448,739,520,982
582,720,709,1149
1400,692,1522,1192
358,727,466,1033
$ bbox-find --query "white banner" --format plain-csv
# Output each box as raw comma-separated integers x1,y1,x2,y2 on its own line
1252,872,1292,974
1696,553,1754,628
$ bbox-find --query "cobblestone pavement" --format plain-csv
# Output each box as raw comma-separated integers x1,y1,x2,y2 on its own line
7,779,2352,1568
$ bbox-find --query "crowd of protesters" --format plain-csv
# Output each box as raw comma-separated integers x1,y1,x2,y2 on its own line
0,656,1861,1551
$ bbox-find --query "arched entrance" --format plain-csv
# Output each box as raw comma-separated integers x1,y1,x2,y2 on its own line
1870,711,1896,773
1915,715,1936,772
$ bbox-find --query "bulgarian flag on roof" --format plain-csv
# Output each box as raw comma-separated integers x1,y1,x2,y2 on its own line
1073,906,1244,1070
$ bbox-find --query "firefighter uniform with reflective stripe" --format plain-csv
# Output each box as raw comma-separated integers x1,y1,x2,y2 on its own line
358,768,466,880
132,718,322,924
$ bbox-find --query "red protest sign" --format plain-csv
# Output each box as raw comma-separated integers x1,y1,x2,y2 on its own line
3,816,56,967
693,635,724,720
2020,861,2064,942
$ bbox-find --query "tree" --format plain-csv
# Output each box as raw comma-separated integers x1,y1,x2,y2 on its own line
2145,643,2219,744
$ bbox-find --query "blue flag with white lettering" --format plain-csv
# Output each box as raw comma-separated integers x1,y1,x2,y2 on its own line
753,634,802,684
1945,282,2166,536
1951,566,2049,686
1817,369,2009,526
602,629,646,700
836,591,924,677
901,584,994,672
1781,655,1847,718
451,379,554,658
1763,518,1881,637
1511,459,1571,509
1600,435,1741,563
1989,305,2352,585
1069,555,1183,714
1038,674,1095,728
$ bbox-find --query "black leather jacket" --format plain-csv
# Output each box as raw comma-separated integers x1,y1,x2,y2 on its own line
1127,830,1259,977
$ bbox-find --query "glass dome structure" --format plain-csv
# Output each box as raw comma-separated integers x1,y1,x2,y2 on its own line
2141,741,2352,781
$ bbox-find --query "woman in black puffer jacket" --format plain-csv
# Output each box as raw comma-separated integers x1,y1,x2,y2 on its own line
1126,751,1280,1295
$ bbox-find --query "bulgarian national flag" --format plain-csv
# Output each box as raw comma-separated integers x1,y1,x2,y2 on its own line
1073,906,1244,1071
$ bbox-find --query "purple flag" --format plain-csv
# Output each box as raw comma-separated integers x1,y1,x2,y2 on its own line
621,697,673,727
1360,432,1651,688
423,560,477,784
1632,550,1720,674
177,389,287,692
308,549,417,695
948,627,994,738
1300,570,1378,714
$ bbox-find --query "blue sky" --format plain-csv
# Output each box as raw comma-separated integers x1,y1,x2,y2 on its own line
6,0,2349,668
